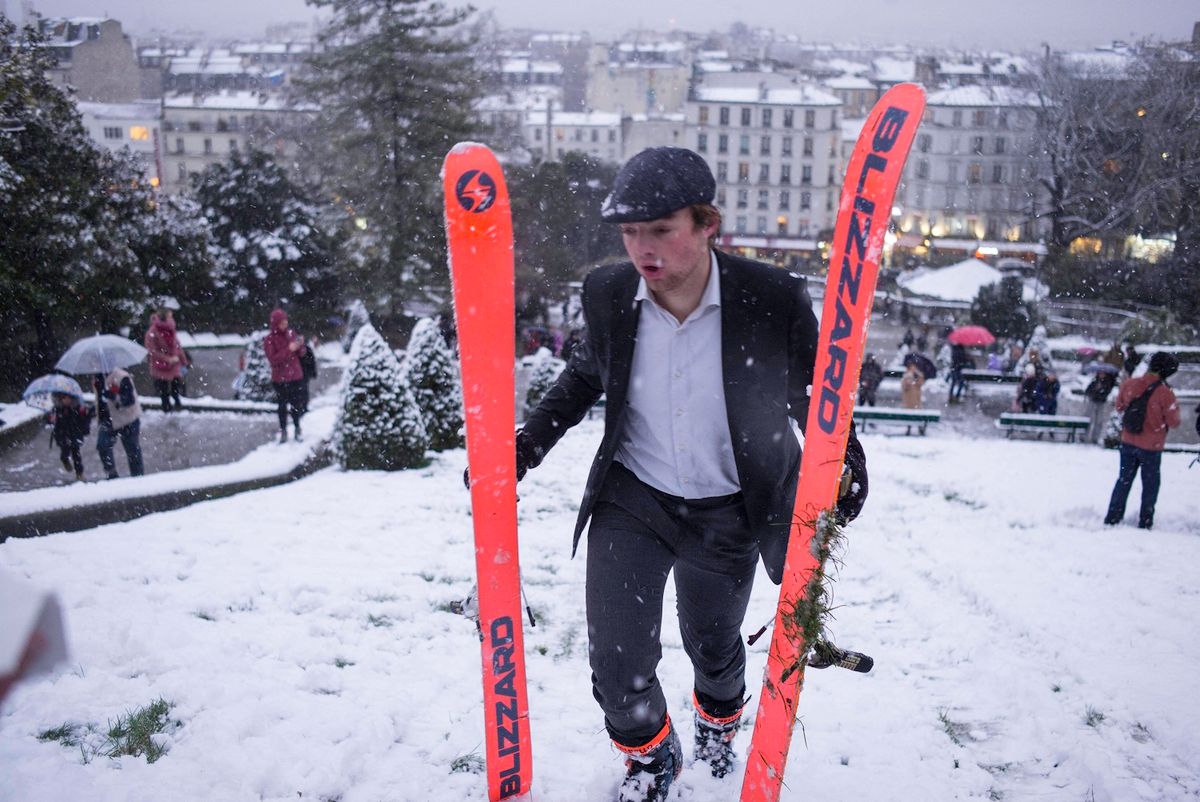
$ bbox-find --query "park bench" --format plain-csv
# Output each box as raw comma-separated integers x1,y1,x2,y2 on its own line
853,406,941,436
996,412,1091,443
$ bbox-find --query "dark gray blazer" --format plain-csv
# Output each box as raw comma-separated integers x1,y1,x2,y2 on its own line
520,249,866,584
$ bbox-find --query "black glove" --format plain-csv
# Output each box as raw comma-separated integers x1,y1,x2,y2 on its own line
462,430,542,489
835,444,868,523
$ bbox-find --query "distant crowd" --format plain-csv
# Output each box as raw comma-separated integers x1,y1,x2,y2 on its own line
45,307,315,483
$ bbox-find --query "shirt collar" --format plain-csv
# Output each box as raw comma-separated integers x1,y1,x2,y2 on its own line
635,250,722,316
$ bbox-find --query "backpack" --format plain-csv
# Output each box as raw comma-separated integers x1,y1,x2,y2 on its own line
1121,381,1161,435
299,347,318,380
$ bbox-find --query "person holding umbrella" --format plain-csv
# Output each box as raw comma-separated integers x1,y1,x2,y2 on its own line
93,365,143,479
48,391,94,482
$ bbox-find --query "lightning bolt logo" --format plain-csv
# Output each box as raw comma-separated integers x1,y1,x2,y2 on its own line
455,169,497,213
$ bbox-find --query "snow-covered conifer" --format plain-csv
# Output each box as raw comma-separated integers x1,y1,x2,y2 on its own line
234,332,276,401
340,299,370,353
333,323,429,470
524,347,564,418
403,317,464,451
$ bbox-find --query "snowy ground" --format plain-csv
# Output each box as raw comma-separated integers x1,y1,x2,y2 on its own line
2,421,1199,801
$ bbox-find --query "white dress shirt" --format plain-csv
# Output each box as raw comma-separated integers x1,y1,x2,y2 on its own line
614,252,740,499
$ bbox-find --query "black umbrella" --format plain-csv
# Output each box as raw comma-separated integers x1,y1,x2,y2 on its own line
904,352,938,380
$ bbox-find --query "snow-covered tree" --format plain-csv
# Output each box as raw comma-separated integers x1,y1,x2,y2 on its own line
524,347,564,419
340,299,371,353
192,147,340,327
333,323,429,470
233,332,275,401
402,317,463,451
295,0,483,315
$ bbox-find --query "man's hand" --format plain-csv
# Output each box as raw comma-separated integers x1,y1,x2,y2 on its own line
462,430,542,489
836,447,868,523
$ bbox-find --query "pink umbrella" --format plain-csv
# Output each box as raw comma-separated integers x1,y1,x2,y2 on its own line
947,325,995,346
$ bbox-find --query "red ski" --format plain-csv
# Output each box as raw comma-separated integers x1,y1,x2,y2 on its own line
741,84,926,802
442,143,532,801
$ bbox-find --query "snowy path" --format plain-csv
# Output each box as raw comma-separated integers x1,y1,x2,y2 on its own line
1,421,1198,801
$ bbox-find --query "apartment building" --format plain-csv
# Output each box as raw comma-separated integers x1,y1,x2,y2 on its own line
687,84,843,240
160,92,316,193
77,100,163,185
523,108,622,162
39,17,158,102
896,85,1046,245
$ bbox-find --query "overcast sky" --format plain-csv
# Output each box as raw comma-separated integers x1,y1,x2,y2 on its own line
18,0,1198,50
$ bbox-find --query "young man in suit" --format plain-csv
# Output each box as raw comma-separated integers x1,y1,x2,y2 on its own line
516,147,868,800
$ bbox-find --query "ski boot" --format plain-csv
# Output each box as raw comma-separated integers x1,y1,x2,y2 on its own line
615,716,682,802
692,692,744,779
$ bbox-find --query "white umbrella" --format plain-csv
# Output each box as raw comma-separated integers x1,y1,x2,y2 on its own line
55,334,147,375
21,374,85,410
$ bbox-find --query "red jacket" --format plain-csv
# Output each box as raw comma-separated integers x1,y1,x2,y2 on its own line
263,327,307,383
144,316,185,380
1115,374,1181,451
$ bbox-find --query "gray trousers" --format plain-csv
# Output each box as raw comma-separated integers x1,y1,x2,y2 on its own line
586,463,758,747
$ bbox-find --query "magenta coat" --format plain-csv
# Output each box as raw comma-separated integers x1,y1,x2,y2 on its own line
144,316,185,381
263,328,307,383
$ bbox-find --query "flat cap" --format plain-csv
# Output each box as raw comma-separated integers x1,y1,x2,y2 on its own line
1148,351,1179,379
600,147,715,223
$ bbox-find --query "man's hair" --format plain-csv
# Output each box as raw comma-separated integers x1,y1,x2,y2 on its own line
689,203,722,246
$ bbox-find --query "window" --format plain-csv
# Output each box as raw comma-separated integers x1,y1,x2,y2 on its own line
719,107,730,126
800,191,811,210
997,111,1009,129
175,137,184,154
718,134,729,154
188,121,202,132
574,129,583,141
804,110,815,128
951,110,963,127
129,126,150,141
917,160,930,179
756,216,768,234
717,162,728,181
740,108,751,126
760,136,770,156
917,133,931,153
227,116,239,131
777,216,788,235
971,136,984,155
699,106,709,125
738,162,750,183
950,136,960,154
973,109,987,127
177,163,186,181
992,164,1006,184
103,126,123,140
697,133,708,153
948,163,959,182
735,215,747,232
739,135,750,156
758,164,770,183
781,136,792,157
762,108,772,128
230,138,238,152
946,188,957,208
994,137,1006,154
203,138,212,155
783,109,794,128
534,128,543,141
591,129,599,142
779,190,790,209
803,137,813,157
716,188,726,206
757,189,769,209
780,164,791,184
801,165,812,185
968,163,983,184
609,130,616,143
736,190,748,209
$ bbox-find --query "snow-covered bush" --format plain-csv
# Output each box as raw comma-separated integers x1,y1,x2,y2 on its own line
340,299,370,353
524,347,564,418
233,332,275,401
333,324,429,470
402,317,464,451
